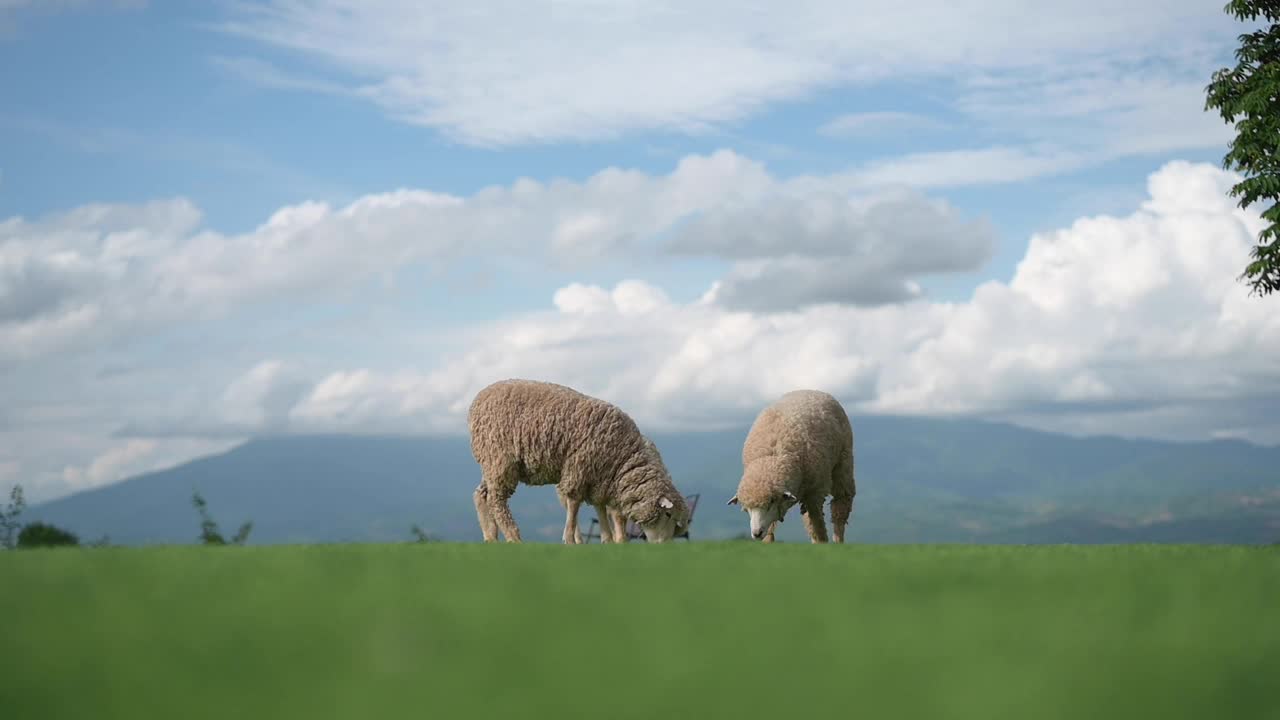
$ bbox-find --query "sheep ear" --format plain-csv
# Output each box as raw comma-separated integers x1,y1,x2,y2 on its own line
658,497,674,510
726,495,739,506
783,491,797,503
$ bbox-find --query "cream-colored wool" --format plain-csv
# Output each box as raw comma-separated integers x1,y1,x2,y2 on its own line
554,487,631,544
468,379,690,543
727,389,856,543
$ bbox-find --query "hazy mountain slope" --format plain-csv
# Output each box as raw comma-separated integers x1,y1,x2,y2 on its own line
25,416,1280,545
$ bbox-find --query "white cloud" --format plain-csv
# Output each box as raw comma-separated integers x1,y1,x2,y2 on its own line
824,67,1234,190
6,158,1277,503
953,53,1237,160
0,149,1000,364
218,360,312,432
554,280,671,316
826,71,1232,189
0,190,467,364
818,111,948,138
840,146,1095,189
210,2,1245,194
218,0,1237,148
61,439,158,491
207,55,353,96
120,160,1280,451
37,435,235,502
0,388,240,500
666,188,996,309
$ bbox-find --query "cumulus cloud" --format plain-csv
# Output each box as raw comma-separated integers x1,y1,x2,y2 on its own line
39,436,234,501
60,438,158,491
0,150,999,364
6,159,1277,503
123,160,1280,450
0,252,101,323
667,189,996,309
217,0,1235,148
218,360,312,432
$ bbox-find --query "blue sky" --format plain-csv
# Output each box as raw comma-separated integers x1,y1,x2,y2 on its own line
2,0,1276,502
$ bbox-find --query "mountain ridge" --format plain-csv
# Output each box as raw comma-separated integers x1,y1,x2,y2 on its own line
25,415,1280,545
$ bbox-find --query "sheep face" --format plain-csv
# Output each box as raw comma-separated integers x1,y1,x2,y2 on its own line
727,456,801,540
638,495,688,543
731,492,797,539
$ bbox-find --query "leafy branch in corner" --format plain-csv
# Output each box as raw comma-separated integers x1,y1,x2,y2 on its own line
192,491,254,546
1205,0,1280,297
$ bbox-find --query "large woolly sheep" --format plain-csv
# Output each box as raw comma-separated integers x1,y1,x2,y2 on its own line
727,389,855,543
468,379,690,544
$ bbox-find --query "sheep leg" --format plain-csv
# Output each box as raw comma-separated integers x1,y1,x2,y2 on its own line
830,447,855,543
762,521,777,543
610,508,629,543
553,486,575,543
562,495,583,544
594,504,614,543
473,483,499,543
830,496,853,543
483,465,522,543
556,463,590,544
801,498,829,544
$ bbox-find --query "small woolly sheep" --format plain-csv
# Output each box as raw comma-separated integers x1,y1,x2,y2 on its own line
468,379,690,544
727,389,856,543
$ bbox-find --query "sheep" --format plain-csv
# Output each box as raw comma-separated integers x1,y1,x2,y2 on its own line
468,378,690,544
726,389,856,543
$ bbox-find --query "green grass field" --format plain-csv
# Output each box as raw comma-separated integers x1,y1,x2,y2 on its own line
2,543,1278,719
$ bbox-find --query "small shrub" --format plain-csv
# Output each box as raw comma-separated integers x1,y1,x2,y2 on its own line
192,491,253,546
17,522,80,548
1,484,26,550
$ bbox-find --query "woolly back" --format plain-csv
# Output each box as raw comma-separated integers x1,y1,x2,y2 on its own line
617,436,688,525
743,389,848,465
467,378,650,481
737,389,851,506
734,455,798,508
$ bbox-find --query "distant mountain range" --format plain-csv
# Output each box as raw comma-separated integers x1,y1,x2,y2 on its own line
26,416,1280,545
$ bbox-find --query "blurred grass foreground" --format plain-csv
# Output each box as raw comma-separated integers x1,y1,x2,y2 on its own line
2,543,1277,719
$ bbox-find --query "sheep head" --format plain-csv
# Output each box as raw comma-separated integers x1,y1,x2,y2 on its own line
728,455,801,540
